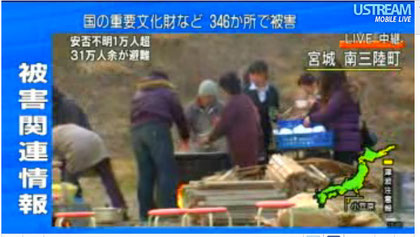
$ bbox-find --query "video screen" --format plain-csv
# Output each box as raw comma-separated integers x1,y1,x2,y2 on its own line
2,1,416,236
51,33,414,228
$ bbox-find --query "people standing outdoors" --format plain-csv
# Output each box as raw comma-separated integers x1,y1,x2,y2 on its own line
130,71,190,223
244,60,280,163
185,79,226,152
303,67,361,165
203,72,262,168
53,85,92,198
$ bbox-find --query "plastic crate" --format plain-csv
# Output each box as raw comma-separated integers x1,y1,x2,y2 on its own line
275,119,334,150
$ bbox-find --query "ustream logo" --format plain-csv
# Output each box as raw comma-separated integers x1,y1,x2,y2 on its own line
354,4,411,16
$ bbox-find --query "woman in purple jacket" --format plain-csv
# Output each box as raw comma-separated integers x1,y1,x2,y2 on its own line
204,72,262,167
303,69,361,165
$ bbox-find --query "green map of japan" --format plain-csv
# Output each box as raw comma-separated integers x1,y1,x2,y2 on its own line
314,145,396,208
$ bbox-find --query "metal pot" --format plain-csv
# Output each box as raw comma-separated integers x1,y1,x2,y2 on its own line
93,207,124,224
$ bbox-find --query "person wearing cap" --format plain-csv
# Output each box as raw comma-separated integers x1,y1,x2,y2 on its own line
185,79,226,152
130,71,190,222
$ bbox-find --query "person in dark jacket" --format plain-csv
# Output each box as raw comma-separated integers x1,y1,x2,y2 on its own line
130,71,190,222
303,67,361,165
204,72,261,167
53,86,91,130
244,60,280,162
53,86,91,197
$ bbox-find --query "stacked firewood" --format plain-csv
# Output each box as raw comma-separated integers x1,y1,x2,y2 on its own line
180,166,287,225
179,155,379,226
266,154,329,196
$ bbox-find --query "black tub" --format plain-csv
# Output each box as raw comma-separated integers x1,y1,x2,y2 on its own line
175,152,232,183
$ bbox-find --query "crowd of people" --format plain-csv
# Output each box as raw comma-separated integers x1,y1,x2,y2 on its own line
53,60,364,223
